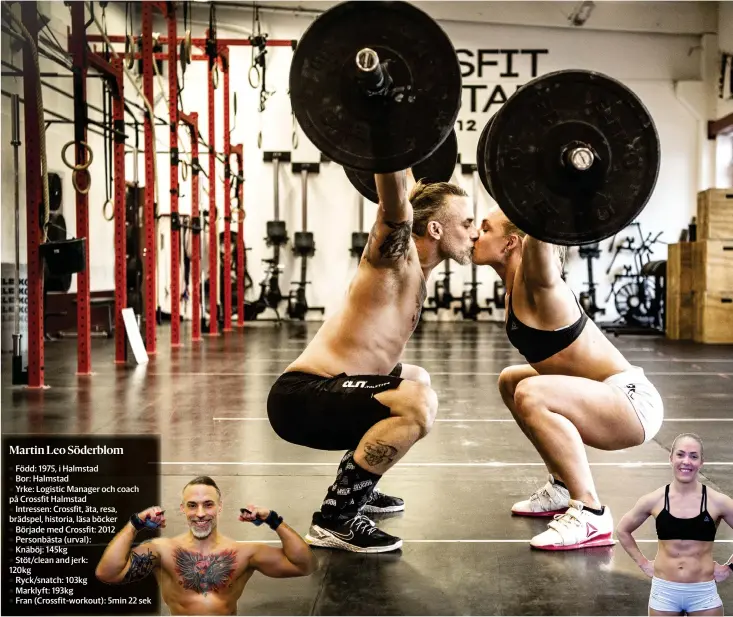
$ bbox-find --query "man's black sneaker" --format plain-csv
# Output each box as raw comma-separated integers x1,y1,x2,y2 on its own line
305,512,403,553
360,488,405,514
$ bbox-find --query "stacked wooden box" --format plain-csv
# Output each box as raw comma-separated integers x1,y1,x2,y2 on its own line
666,189,733,343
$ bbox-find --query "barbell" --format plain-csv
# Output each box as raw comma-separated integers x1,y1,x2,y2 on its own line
344,130,458,203
289,1,660,246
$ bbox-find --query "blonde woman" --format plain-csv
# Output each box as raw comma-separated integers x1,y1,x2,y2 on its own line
616,433,732,616
472,207,664,550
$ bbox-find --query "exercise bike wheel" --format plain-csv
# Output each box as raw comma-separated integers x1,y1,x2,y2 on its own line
614,281,654,326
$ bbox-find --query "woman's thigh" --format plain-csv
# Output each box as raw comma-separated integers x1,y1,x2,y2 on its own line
514,374,645,450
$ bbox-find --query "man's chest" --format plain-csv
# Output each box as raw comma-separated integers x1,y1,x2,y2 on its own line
161,547,246,596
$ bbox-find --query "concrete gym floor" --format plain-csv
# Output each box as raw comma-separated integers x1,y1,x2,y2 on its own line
3,321,733,615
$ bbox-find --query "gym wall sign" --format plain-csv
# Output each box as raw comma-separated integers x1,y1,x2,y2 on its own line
455,48,550,127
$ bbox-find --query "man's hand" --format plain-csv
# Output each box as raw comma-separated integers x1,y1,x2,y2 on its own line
135,506,166,530
239,505,271,524
714,562,732,583
638,558,654,578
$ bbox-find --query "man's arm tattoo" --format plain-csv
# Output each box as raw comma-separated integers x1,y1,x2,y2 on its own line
363,440,399,467
120,546,157,584
378,220,412,260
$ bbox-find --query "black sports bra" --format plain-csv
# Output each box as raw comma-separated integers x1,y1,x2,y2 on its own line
505,292,588,363
655,485,717,542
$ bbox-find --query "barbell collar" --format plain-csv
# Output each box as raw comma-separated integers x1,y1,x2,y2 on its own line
564,146,595,171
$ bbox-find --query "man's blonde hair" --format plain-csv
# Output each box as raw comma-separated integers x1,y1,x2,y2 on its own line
502,217,567,265
409,180,468,236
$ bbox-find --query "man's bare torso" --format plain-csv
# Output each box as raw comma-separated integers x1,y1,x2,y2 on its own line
151,535,255,616
287,239,426,378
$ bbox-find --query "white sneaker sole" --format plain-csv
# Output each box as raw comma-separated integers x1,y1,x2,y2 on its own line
361,504,405,514
305,525,403,553
511,506,568,517
530,532,616,551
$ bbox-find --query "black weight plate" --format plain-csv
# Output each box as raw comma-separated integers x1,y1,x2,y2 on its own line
49,172,62,212
46,212,67,242
290,1,462,173
126,224,139,257
344,129,458,202
484,70,660,246
126,256,143,287
476,115,496,200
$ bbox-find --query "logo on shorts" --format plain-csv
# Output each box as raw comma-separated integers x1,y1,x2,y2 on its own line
343,379,391,389
343,380,368,388
625,384,636,399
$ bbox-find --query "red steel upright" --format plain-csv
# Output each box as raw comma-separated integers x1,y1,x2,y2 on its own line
231,144,245,327
141,3,157,353
166,7,181,347
221,48,232,331
70,3,92,374
207,47,218,335
21,1,44,387
71,17,126,365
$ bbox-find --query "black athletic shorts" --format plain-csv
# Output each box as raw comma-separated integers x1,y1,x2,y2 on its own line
267,364,403,451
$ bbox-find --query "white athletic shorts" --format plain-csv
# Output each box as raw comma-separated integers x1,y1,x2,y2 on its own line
649,577,723,613
603,366,664,443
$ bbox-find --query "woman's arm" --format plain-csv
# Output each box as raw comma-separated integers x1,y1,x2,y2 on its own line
616,492,659,577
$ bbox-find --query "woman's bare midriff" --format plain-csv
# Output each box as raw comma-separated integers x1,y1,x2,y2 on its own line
530,320,633,381
653,540,716,583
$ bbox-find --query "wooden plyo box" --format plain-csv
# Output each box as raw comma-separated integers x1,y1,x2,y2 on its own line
666,243,694,296
691,240,733,292
693,291,733,344
666,291,695,340
697,189,733,240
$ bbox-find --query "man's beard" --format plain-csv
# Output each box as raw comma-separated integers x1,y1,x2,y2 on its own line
189,518,215,539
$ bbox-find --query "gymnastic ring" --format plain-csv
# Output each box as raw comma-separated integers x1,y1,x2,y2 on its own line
248,65,260,89
257,131,262,149
102,199,114,221
179,40,188,74
184,30,192,64
72,169,91,195
61,141,94,171
212,64,220,89
180,160,189,181
292,130,299,150
125,35,135,70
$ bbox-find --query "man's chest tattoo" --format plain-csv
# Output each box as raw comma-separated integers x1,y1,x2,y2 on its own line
173,548,237,595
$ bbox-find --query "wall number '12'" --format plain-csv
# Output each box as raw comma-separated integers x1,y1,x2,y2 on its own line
456,120,477,131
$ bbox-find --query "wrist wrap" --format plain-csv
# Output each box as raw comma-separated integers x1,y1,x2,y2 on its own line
253,510,283,530
130,513,159,531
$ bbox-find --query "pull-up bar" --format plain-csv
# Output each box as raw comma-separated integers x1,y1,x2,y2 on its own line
87,34,295,48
